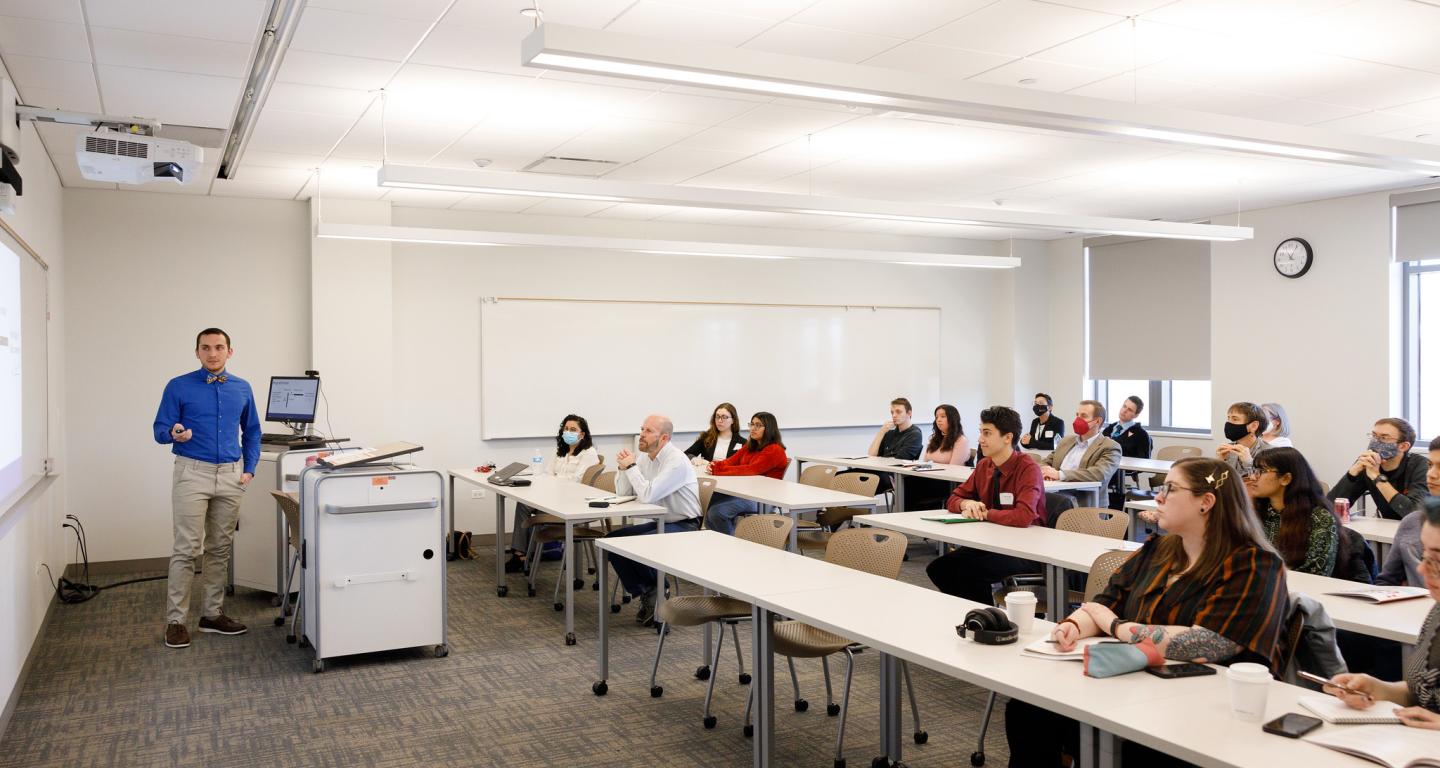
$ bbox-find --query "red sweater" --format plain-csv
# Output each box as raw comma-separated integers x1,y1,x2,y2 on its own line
945,450,1045,528
710,443,788,479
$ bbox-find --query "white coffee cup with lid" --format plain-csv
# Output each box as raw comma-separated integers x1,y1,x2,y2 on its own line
1004,591,1038,634
1226,662,1272,722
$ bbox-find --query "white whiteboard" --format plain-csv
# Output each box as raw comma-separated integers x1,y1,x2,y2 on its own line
480,298,941,439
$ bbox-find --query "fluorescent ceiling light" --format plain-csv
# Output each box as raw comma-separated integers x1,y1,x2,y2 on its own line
219,0,305,179
378,164,1252,242
522,24,1440,176
313,223,1020,269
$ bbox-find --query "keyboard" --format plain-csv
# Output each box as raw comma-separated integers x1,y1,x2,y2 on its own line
261,433,318,444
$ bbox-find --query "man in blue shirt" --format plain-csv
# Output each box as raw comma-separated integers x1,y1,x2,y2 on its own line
152,328,261,648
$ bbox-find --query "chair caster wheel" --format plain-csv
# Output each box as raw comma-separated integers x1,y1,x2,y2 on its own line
591,582,599,591
434,644,449,658
273,616,284,626
574,578,584,589
650,685,663,698
553,602,563,612
312,660,324,673
743,725,754,738
270,595,282,607
827,703,841,716
565,633,576,646
903,552,910,561
694,665,711,680
835,761,845,768
592,681,608,696
610,604,621,613
622,594,632,604
587,567,596,575
794,699,809,712
739,673,752,684
970,751,985,766
527,587,536,597
913,731,928,744
703,715,716,729
286,635,296,644
872,758,891,768
225,585,235,596
497,586,508,597
283,606,293,617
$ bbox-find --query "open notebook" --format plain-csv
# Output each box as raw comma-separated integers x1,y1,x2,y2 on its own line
1021,636,1113,661
1305,724,1440,767
1299,694,1404,724
1323,586,1430,604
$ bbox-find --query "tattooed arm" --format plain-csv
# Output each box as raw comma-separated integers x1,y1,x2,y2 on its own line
1078,603,1243,663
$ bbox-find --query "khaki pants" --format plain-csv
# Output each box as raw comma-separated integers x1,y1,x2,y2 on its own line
166,457,246,625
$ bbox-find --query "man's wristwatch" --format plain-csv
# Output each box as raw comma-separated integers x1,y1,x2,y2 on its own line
1109,617,1124,638
1376,474,1389,485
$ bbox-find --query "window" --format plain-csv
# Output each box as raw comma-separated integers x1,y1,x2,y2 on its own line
1089,380,1211,434
1403,259,1440,439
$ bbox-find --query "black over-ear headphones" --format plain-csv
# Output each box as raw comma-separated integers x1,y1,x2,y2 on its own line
955,606,1018,645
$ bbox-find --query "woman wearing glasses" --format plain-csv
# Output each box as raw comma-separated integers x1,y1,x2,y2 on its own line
683,402,744,464
1322,496,1440,730
1243,447,1339,576
1006,458,1289,765
704,412,788,535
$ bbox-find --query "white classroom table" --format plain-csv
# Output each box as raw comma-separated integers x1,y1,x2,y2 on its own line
594,530,1387,768
448,469,666,646
1118,455,1173,474
855,511,1426,645
706,474,877,550
793,454,1104,510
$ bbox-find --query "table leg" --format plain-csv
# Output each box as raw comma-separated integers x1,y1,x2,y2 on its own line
275,503,286,597
752,604,775,768
593,547,610,696
787,507,798,551
655,515,666,621
494,493,507,597
565,521,577,646
1098,730,1118,768
1124,506,1135,541
447,474,456,559
1047,564,1066,620
1079,724,1095,768
877,651,902,766
894,473,906,513
794,458,804,481
701,587,714,675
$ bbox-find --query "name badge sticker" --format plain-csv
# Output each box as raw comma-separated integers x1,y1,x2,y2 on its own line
1043,430,1054,438
999,492,1015,506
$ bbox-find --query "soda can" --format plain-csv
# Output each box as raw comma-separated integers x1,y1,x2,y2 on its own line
1334,497,1350,523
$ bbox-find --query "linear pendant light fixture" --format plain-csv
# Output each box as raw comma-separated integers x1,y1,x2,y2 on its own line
377,164,1253,241
313,222,1021,268
521,24,1440,176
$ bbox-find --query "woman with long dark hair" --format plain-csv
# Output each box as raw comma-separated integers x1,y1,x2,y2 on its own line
506,414,599,572
907,404,968,510
1244,447,1339,576
704,412,788,535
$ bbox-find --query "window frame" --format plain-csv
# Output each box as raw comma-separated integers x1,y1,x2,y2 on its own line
1090,379,1210,435
1402,258,1440,436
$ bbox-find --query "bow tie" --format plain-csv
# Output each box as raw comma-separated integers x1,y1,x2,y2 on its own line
206,374,227,384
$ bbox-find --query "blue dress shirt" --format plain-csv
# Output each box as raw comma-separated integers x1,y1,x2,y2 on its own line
153,368,262,473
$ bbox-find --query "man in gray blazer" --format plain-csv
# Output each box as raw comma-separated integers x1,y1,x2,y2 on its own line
1038,399,1122,508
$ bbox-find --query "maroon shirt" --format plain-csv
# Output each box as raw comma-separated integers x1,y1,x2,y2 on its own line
944,450,1045,528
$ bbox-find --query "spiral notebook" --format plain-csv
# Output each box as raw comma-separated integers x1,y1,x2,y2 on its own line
1306,724,1440,767
1298,694,1404,724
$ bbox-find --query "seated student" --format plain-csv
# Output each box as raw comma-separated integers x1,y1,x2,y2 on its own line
1215,401,1271,473
855,397,923,494
906,404,969,510
1329,417,1429,521
607,414,702,626
1037,399,1122,508
925,406,1045,603
506,414,600,573
1243,447,1339,576
1007,458,1289,766
704,412,788,535
1377,435,1440,587
1322,496,1440,731
1261,402,1294,448
1021,392,1064,451
1101,395,1152,510
683,402,744,464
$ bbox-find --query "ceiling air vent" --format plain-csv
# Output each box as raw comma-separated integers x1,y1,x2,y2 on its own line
521,155,621,177
84,135,149,159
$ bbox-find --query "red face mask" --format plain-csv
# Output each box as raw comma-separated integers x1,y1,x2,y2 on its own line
1072,416,1091,436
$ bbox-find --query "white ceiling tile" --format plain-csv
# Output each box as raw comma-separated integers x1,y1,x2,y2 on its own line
585,202,675,220
1063,71,1207,103
315,157,387,199
0,17,89,61
642,0,817,20
1309,111,1433,137
1389,96,1440,121
659,84,772,103
275,50,397,91
18,85,101,113
605,2,776,47
83,0,267,43
306,0,454,21
1300,61,1440,112
446,0,635,28
861,41,1015,77
1,53,93,94
96,66,243,127
1044,0,1174,12
720,103,858,134
0,0,80,23
239,149,328,170
289,7,432,62
791,0,991,39
682,152,816,188
211,164,312,199
408,18,533,77
672,126,788,153
449,193,537,212
742,23,904,64
1032,19,1214,72
1294,0,1440,74
1379,123,1440,144
264,82,375,117
519,198,618,217
920,0,1120,58
651,206,743,223
967,58,1112,92
544,138,650,164
246,108,357,156
616,92,762,126
602,147,750,183
331,109,477,165
1142,0,1353,33
1159,88,1293,119
382,188,468,207
570,117,704,147
90,26,252,78
1255,100,1364,127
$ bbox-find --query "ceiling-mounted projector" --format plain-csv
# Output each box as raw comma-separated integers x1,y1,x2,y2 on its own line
74,129,202,185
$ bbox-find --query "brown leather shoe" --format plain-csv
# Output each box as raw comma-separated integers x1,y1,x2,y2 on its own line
198,615,248,635
165,622,190,648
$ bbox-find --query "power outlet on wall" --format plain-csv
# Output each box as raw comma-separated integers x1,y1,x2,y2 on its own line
470,489,485,499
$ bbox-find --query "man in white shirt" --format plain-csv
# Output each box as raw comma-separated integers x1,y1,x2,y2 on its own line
1037,399,1122,510
608,413,701,626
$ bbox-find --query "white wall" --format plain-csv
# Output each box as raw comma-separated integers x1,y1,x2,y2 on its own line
62,190,310,562
0,70,67,732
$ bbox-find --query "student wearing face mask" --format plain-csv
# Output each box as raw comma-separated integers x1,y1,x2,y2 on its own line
1037,400,1122,508
505,414,600,573
1328,417,1429,521
1020,392,1064,451
1215,401,1271,473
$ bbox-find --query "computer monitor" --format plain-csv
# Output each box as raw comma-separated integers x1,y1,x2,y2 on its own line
265,376,320,423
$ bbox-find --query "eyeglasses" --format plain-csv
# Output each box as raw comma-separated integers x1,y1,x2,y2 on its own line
1155,482,1198,500
715,414,733,421
749,422,764,428
1407,543,1440,576
1367,432,1400,444
1242,467,1276,479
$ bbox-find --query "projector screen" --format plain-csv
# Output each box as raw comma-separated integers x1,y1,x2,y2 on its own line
0,239,20,499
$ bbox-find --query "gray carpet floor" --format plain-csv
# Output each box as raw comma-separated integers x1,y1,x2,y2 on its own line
0,542,1012,767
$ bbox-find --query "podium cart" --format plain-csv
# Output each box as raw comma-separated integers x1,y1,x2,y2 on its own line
298,459,447,672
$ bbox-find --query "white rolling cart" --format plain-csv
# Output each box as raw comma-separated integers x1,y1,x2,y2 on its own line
297,444,447,673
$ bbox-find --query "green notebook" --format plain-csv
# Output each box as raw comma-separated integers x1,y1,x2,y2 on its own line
921,516,983,524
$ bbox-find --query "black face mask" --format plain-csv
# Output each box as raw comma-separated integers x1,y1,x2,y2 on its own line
1032,404,1048,417
1222,422,1250,442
